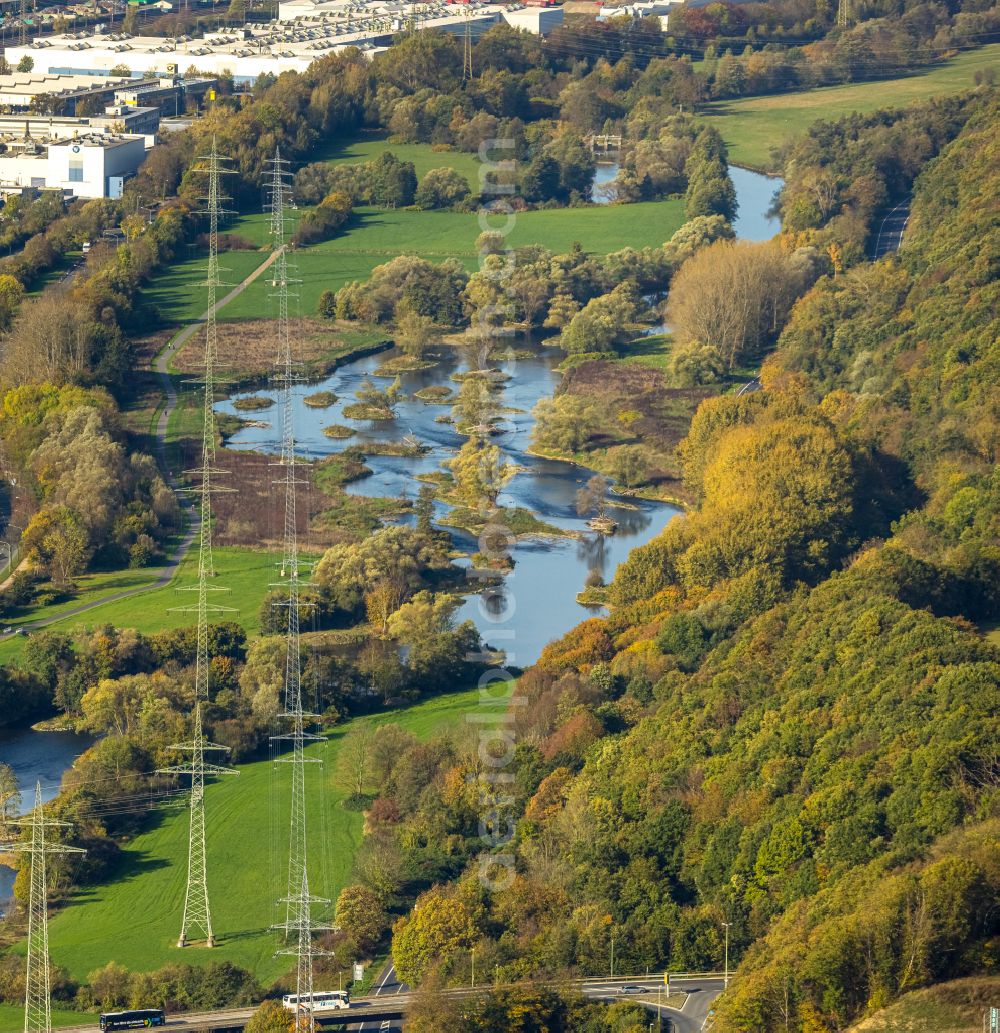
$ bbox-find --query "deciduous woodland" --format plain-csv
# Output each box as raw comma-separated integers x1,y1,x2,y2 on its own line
0,4,996,1031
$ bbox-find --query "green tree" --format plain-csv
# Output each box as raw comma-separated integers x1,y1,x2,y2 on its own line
532,395,600,453
414,167,470,210
391,887,477,985
448,439,513,508
394,304,435,358
336,884,387,954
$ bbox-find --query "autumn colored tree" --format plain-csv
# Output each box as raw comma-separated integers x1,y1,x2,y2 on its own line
336,884,387,954
244,1000,293,1033
391,887,478,985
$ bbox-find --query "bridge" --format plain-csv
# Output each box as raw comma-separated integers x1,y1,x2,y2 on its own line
63,975,725,1033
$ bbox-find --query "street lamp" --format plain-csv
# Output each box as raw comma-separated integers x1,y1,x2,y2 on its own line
470,947,475,989
610,934,615,979
722,921,730,989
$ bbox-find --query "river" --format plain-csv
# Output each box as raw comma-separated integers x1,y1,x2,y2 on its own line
219,167,784,665
0,726,95,907
594,161,782,241
0,167,784,849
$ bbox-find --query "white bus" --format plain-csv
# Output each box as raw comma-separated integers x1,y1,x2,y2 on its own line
282,991,351,1013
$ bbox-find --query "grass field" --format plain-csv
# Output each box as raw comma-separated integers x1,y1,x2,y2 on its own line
0,547,275,667
152,200,687,325
19,687,485,987
704,44,1000,169
0,1005,97,1033
315,130,483,186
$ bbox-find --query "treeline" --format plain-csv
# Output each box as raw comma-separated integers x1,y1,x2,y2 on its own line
348,85,1000,1032
777,91,989,260
0,956,260,1017
329,208,739,343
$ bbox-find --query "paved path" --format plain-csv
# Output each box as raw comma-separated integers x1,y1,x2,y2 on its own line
872,199,911,259
0,247,282,637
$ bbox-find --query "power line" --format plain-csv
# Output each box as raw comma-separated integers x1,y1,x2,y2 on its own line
266,146,330,1029
1,784,85,1033
157,138,238,951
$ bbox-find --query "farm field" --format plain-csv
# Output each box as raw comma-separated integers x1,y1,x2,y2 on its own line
704,44,1000,169
152,199,687,325
14,687,485,986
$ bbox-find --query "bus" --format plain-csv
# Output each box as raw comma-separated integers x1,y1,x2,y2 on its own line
282,991,351,1013
99,1010,166,1031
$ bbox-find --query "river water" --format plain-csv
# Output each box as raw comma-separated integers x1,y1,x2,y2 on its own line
0,168,784,848
594,161,782,242
219,168,783,665
0,727,95,906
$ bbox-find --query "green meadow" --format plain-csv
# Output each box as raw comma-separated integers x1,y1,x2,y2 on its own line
0,547,275,667
151,199,687,325
0,1005,96,1033
705,44,1000,169
12,687,485,988
315,130,484,185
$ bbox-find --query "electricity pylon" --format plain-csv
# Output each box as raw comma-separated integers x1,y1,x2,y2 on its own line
837,0,850,27
277,870,332,1033
158,703,236,947
158,139,238,950
266,149,329,1008
463,6,473,80
1,784,84,1033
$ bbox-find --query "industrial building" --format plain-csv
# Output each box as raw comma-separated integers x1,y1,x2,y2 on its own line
0,103,160,146
0,71,133,113
6,2,563,82
595,0,679,28
0,132,147,197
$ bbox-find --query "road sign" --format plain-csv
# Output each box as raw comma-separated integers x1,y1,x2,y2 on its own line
353,963,365,982
988,1005,999,1033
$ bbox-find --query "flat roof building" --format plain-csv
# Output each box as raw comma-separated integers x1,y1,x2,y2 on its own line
0,71,133,112
0,104,160,146
6,3,562,82
0,132,147,197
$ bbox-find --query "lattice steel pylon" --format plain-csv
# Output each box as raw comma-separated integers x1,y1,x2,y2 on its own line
1,784,84,1033
266,149,329,1010
158,138,238,950
463,6,473,80
277,870,332,1033
837,0,850,27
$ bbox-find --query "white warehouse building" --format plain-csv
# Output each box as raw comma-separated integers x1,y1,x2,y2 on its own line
6,3,562,82
0,134,147,198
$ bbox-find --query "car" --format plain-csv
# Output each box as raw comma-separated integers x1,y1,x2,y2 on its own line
616,984,648,995
2,627,11,634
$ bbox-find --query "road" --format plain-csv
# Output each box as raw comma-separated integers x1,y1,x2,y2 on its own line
0,246,282,635
871,199,910,259
345,961,407,1033
58,975,725,1033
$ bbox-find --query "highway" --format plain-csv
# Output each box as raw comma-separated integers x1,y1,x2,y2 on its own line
60,975,725,1033
871,199,910,259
